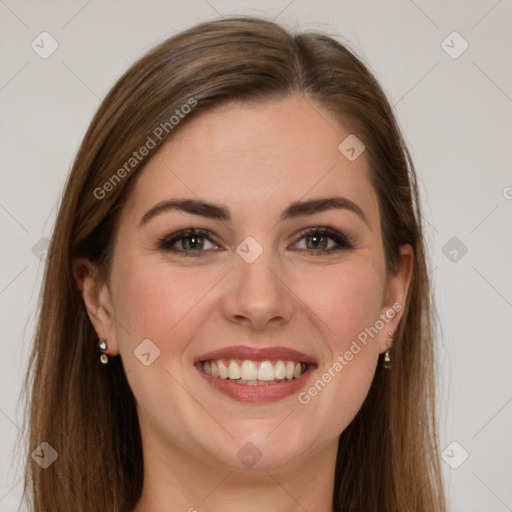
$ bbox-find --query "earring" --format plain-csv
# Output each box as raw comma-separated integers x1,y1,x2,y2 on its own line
98,338,109,365
384,332,393,370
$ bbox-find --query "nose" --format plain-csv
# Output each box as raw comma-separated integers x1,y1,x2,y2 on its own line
221,245,295,331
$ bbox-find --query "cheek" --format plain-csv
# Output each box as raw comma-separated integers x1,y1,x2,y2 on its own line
297,259,386,344
293,260,385,422
111,252,212,341
109,253,232,392
108,257,205,422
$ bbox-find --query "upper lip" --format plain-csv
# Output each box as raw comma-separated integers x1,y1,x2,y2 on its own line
195,345,317,365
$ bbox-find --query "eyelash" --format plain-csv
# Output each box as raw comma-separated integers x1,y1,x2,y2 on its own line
157,227,354,258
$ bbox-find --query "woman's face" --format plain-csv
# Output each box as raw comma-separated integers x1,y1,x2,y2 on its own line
83,95,411,472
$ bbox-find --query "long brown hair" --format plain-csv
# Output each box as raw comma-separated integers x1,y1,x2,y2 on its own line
23,16,446,511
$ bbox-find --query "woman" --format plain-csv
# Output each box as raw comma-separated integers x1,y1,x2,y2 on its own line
24,16,446,512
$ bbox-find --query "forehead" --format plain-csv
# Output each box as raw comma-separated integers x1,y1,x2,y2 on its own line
121,95,379,228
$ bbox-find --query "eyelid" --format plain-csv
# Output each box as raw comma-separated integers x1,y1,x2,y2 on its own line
289,226,354,251
158,226,354,256
157,228,221,255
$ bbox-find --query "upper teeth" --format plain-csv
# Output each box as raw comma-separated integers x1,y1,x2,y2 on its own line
202,359,305,381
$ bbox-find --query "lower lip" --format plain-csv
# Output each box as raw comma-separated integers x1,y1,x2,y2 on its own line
195,364,315,403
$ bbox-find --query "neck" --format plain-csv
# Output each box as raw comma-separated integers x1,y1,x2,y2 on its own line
132,426,338,512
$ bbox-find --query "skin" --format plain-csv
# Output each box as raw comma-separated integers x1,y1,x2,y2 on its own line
76,95,412,512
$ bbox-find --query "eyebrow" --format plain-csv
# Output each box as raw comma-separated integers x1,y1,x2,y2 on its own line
139,196,369,227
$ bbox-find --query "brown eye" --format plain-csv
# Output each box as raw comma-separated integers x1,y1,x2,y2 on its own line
303,233,331,250
158,229,220,257
292,228,353,253
179,235,205,251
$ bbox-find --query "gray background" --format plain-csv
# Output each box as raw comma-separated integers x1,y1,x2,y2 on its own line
1,1,511,510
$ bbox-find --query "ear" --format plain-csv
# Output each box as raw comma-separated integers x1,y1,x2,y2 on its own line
72,257,119,356
377,244,413,354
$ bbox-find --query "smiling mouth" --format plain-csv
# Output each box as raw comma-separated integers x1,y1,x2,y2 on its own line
198,358,308,385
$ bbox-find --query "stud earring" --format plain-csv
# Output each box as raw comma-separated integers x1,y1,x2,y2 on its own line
98,338,109,365
384,332,393,370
